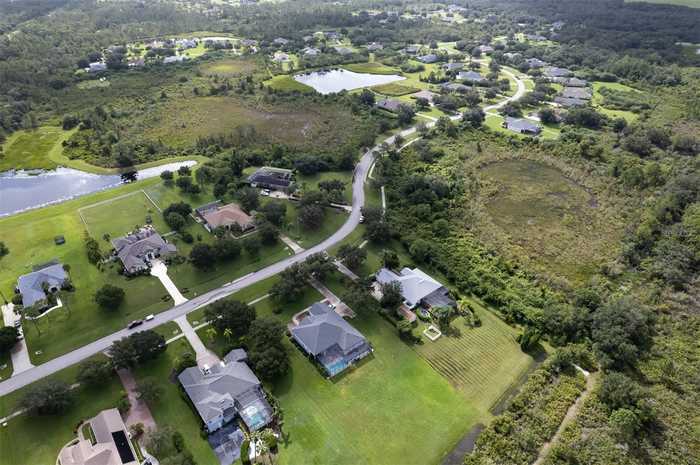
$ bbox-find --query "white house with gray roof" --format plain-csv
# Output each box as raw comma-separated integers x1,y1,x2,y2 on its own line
291,302,372,377
375,267,456,311
503,117,542,135
178,349,273,433
16,263,68,308
112,226,176,275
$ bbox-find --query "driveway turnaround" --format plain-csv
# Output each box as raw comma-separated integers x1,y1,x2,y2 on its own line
0,71,530,397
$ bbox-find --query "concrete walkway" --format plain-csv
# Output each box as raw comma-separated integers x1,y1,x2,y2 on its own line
333,259,360,282
117,368,157,431
309,278,355,318
1,303,34,375
173,316,219,368
280,234,305,254
150,260,187,305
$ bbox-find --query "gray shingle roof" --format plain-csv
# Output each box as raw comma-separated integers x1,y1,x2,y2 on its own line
291,303,368,356
376,267,452,309
16,263,67,307
112,227,176,273
504,117,542,134
457,70,485,82
178,350,272,431
247,167,294,189
561,86,592,100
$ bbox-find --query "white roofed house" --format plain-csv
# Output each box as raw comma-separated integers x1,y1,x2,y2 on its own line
58,409,138,465
502,117,542,136
375,267,456,311
88,62,107,73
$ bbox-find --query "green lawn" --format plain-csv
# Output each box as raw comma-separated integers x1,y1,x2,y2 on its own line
341,62,400,75
414,302,534,413
80,190,170,239
0,177,174,364
283,207,349,248
371,82,420,96
264,74,314,92
272,309,478,465
143,180,217,211
132,338,218,465
0,126,71,172
0,355,123,465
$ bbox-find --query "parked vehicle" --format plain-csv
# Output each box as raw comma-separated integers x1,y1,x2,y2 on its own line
145,314,155,321
127,320,143,329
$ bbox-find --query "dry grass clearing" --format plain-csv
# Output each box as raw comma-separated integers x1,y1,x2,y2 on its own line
137,96,358,150
199,58,259,77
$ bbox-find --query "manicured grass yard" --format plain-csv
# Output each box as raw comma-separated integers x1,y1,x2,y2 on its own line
273,309,478,465
0,126,71,172
265,74,314,92
296,170,354,204
371,82,420,96
414,303,534,413
80,190,170,239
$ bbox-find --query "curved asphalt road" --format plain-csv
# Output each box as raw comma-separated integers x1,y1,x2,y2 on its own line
0,69,528,397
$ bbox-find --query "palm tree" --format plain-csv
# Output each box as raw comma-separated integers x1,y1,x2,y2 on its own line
249,430,271,465
205,327,217,342
223,328,233,341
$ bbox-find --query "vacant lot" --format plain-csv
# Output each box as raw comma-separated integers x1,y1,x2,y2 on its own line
265,74,314,92
480,159,622,282
342,62,400,75
0,127,69,172
199,58,259,77
136,96,358,152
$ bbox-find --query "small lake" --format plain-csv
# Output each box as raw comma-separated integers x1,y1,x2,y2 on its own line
294,69,405,94
0,160,197,217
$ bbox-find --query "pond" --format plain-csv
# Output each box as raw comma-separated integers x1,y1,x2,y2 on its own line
294,69,405,94
0,160,197,217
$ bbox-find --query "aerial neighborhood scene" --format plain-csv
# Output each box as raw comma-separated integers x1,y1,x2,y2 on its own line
0,0,699,464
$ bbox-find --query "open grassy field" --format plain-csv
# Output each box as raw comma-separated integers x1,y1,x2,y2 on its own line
0,126,72,172
199,58,259,77
591,81,645,122
296,170,354,204
479,159,622,282
414,302,534,413
0,177,175,364
371,82,419,96
0,355,124,465
136,96,357,152
342,61,400,75
80,190,169,239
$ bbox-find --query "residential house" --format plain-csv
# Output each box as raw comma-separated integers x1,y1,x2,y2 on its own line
303,46,321,56
524,33,548,42
561,86,592,100
476,45,494,54
457,70,486,83
334,46,354,56
543,66,573,78
290,302,373,377
16,263,68,308
273,37,290,46
503,52,522,60
272,51,290,62
324,31,340,40
441,82,470,93
554,96,588,108
241,39,258,47
163,55,186,64
58,408,138,465
525,57,546,68
417,54,439,64
176,38,198,49
403,45,420,55
88,62,107,73
502,117,542,135
375,267,456,311
563,77,588,87
112,226,176,275
247,166,295,192
196,201,254,232
178,349,273,432
127,58,145,68
442,62,464,72
448,4,468,13
412,89,438,103
375,98,403,113
367,42,384,51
